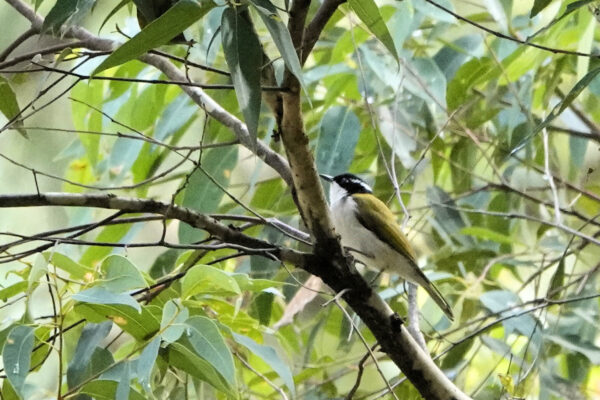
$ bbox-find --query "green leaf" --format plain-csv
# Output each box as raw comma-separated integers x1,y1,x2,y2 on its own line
2,325,34,397
182,265,241,298
185,316,236,386
221,6,262,141
0,281,27,302
168,342,235,396
67,321,112,388
530,0,553,17
136,337,161,392
232,332,295,395
75,303,161,340
97,255,147,292
0,77,26,138
94,0,215,74
72,287,141,312
160,300,189,343
348,0,398,60
249,0,305,87
178,146,238,243
45,251,94,280
316,106,361,176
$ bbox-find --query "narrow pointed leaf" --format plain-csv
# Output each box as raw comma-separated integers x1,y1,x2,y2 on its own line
94,0,215,74
348,0,398,60
221,7,262,141
250,0,305,87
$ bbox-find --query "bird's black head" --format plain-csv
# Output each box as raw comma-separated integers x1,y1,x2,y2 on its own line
332,173,372,194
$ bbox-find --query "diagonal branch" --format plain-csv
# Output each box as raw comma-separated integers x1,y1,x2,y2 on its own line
4,0,293,186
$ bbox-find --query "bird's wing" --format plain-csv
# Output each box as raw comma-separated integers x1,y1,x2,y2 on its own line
353,193,455,321
352,194,417,262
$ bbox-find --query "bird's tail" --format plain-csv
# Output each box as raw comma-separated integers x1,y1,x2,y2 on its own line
422,280,454,321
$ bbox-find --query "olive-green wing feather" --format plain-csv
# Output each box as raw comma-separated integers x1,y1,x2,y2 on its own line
352,194,417,262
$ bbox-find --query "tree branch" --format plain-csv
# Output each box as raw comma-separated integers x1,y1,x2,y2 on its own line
4,0,293,187
302,0,346,64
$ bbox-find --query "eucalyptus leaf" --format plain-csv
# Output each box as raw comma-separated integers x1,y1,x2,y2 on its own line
316,106,361,176
221,7,263,142
94,0,215,74
2,326,34,397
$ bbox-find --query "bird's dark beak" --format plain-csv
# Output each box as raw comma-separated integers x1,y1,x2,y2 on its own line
319,173,333,182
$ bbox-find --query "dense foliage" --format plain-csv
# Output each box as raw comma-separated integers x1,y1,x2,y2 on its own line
0,0,600,399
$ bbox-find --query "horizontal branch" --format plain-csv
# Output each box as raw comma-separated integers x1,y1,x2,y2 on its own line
0,192,307,266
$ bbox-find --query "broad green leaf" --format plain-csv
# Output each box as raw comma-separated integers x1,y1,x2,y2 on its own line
80,380,146,400
2,325,34,397
68,347,114,392
160,300,189,343
232,332,295,395
460,226,514,245
45,251,94,280
0,281,27,302
75,303,161,340
316,106,361,176
221,7,262,141
250,0,305,87
94,0,216,74
67,321,112,388
168,342,235,396
530,0,553,17
97,255,147,292
178,146,238,243
136,337,161,392
182,265,241,298
185,316,236,386
72,287,141,312
0,77,26,138
42,0,95,34
348,0,398,60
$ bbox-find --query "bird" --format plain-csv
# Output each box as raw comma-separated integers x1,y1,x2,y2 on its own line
320,173,454,321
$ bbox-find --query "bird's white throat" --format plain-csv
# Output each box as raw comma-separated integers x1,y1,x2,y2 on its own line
328,181,349,205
